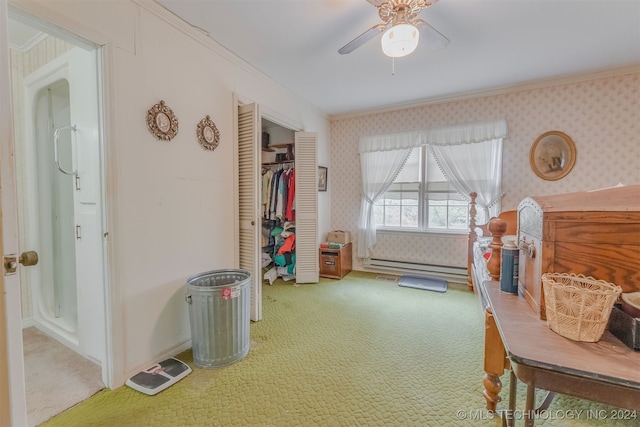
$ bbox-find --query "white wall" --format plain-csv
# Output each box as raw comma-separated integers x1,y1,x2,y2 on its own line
10,0,330,386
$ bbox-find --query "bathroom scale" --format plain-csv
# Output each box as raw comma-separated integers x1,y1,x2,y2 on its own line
126,357,192,395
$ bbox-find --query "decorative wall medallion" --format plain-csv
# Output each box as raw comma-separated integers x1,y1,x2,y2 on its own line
529,130,576,181
147,100,179,141
197,115,220,151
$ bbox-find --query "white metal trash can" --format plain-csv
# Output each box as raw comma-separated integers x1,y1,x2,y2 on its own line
185,269,251,368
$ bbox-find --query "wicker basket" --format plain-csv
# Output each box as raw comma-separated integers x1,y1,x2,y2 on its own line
541,273,622,342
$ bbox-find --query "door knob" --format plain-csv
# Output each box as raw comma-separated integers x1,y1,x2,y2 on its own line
19,251,39,266
3,251,39,275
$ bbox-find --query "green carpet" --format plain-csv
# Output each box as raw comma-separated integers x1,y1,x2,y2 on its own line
43,271,636,426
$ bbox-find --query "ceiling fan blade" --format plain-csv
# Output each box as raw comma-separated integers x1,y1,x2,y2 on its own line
414,19,450,51
338,24,386,55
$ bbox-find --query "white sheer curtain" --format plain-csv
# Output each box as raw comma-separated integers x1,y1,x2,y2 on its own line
356,119,508,258
357,132,421,258
420,119,507,146
429,138,503,223
357,148,413,258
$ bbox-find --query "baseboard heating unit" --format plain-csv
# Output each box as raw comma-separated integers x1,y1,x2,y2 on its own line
364,258,467,286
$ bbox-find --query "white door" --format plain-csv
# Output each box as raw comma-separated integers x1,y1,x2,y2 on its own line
293,132,319,283
1,1,28,424
2,6,108,422
237,103,262,321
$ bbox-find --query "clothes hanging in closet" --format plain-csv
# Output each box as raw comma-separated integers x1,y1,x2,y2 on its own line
262,167,295,221
285,168,295,221
262,169,273,218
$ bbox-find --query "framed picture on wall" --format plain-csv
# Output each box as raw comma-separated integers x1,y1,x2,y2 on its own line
146,100,179,141
318,166,328,192
196,115,220,151
529,130,576,181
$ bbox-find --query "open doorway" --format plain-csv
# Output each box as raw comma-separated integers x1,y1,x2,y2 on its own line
7,13,108,425
236,99,318,324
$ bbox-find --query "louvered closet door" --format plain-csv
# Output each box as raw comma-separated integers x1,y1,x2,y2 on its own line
294,132,319,283
237,103,262,321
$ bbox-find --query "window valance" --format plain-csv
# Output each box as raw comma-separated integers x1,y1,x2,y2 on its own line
358,118,508,153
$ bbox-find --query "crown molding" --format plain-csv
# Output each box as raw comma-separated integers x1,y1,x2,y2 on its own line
330,65,640,121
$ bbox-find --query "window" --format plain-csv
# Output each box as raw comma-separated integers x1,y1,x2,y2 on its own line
373,147,469,232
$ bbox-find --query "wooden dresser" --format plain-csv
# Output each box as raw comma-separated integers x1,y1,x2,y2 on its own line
517,185,640,319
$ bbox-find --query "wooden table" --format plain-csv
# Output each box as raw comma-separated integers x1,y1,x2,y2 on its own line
480,280,640,426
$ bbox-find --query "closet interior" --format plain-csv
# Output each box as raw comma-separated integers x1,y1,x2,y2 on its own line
261,119,296,284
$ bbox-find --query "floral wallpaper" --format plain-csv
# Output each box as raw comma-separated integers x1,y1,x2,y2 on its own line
330,71,640,270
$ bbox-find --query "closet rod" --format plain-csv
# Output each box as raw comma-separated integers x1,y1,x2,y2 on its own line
263,161,294,166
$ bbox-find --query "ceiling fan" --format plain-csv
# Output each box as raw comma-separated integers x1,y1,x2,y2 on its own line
338,0,450,58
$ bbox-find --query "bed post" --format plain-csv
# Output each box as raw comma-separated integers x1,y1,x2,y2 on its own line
487,219,507,281
467,192,478,291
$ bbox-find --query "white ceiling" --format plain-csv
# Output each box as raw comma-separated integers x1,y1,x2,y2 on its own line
155,0,640,116
21,0,632,117
9,1,640,115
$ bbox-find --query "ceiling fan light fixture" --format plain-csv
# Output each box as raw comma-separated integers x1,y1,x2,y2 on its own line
381,23,419,58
